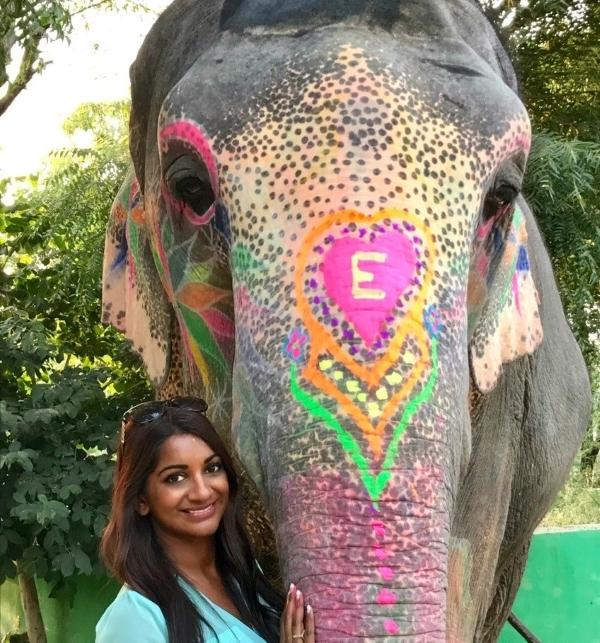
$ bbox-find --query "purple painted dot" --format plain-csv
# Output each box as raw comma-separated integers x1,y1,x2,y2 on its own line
313,296,321,304
315,245,324,254
309,279,317,288
331,318,339,327
349,346,358,355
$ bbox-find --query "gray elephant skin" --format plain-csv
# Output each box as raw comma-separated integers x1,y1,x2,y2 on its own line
101,1,591,640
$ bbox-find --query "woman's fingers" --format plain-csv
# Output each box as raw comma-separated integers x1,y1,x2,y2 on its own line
304,603,315,643
280,582,314,643
292,587,304,640
282,583,295,642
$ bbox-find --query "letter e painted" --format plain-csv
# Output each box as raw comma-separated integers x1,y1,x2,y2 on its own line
351,251,387,300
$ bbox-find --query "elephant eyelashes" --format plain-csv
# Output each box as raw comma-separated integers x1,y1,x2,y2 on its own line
166,155,215,215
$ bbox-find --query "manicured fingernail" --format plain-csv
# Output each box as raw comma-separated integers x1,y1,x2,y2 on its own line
289,583,295,594
296,589,302,602
307,604,312,614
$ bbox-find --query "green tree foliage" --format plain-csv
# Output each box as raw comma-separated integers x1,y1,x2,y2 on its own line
523,132,600,360
2,101,132,357
0,0,152,117
0,101,152,597
482,0,600,139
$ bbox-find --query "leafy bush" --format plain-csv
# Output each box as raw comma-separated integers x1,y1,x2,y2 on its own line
0,102,152,600
524,131,600,360
541,467,600,527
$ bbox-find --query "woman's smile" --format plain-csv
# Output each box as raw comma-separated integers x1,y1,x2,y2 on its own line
181,503,217,520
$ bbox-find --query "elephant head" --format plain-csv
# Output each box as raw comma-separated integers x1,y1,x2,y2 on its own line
102,1,590,639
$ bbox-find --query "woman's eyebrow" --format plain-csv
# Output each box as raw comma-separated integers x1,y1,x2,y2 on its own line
204,453,219,464
158,464,188,475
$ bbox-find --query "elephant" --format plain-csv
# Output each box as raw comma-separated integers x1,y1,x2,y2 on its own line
101,1,591,640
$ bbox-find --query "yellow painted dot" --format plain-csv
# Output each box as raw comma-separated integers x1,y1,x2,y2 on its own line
346,380,360,393
376,387,388,401
319,359,333,371
403,351,416,365
357,392,367,403
368,402,382,418
385,372,402,385
333,371,343,381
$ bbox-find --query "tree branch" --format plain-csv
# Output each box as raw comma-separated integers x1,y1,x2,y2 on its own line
69,0,118,18
0,31,45,118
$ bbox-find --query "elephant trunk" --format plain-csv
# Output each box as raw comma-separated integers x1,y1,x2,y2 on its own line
274,460,452,639
251,341,470,640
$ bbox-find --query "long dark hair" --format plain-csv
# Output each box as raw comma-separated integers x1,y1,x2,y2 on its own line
101,401,283,643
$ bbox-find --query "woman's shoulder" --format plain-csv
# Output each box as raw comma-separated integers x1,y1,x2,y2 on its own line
95,585,168,643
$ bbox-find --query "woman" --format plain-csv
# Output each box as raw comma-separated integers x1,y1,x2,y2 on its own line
97,396,314,643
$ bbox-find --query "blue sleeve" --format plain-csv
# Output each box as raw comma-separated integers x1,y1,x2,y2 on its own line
96,589,168,643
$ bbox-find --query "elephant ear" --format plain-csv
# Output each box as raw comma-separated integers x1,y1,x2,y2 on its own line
102,173,172,387
469,201,543,393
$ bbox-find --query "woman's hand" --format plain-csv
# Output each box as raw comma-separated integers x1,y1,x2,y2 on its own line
280,583,315,643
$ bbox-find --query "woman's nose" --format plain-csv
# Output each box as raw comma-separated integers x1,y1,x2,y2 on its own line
187,473,212,500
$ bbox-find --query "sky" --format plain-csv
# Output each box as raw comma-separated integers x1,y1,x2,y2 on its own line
0,1,169,179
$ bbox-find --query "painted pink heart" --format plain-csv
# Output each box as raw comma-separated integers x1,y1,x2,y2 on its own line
321,231,417,347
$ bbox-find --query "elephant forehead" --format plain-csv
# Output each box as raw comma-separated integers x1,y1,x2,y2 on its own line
197,44,529,253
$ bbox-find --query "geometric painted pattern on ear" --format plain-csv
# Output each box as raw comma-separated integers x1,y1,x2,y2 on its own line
101,172,171,387
469,204,543,393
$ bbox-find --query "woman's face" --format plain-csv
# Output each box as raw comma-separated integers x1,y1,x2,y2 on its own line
137,433,230,544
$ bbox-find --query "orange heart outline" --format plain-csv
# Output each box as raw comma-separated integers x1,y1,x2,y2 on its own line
294,208,436,457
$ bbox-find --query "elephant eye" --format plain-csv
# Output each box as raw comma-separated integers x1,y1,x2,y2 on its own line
482,178,522,222
166,155,215,214
482,156,524,221
175,176,214,212
494,183,519,207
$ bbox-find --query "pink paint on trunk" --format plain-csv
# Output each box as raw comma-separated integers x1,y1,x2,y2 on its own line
276,466,449,640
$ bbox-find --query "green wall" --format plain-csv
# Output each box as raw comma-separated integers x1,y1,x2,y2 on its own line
500,526,600,643
2,527,599,642
0,575,118,643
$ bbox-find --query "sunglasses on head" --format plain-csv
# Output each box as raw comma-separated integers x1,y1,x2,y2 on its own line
120,396,208,443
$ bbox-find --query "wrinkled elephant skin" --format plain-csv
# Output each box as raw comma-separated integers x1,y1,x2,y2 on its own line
102,1,591,640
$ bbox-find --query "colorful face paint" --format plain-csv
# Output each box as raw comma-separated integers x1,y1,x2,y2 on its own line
146,119,235,399
285,208,440,501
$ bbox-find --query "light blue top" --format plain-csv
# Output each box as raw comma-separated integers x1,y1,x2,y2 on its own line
95,581,268,643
